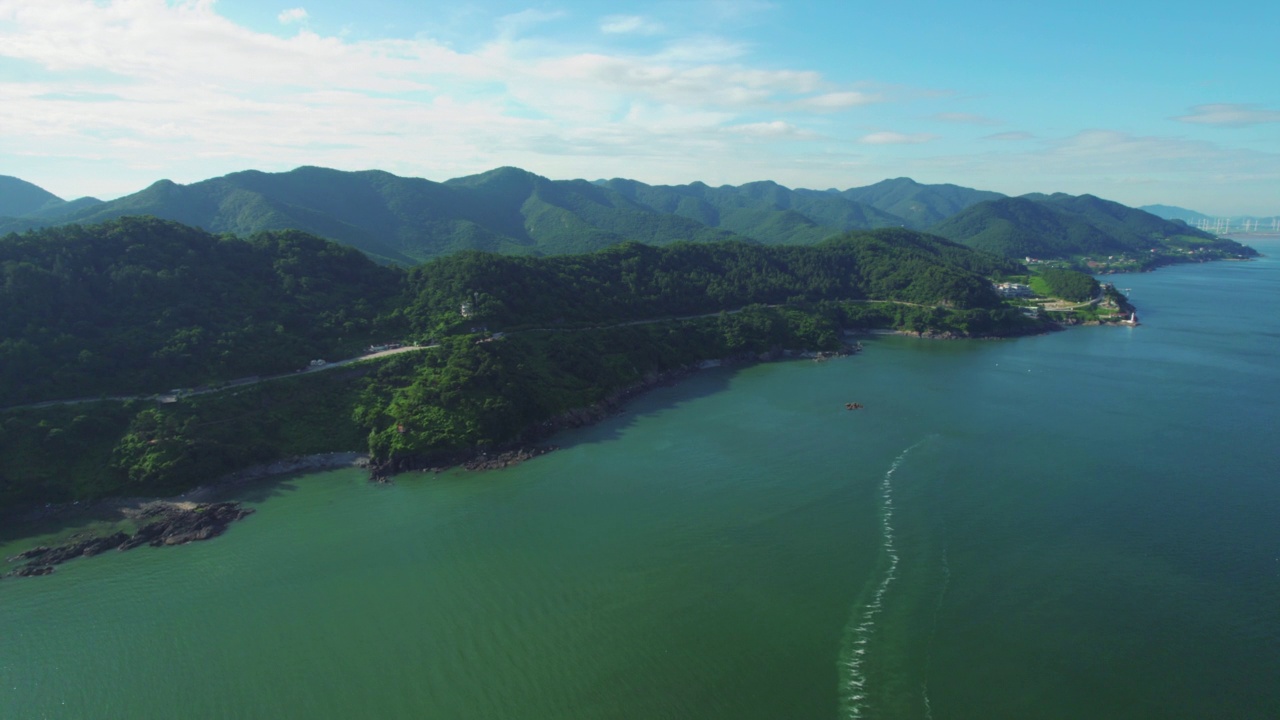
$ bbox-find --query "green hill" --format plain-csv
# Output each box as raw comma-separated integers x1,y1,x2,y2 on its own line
444,167,742,255
1036,193,1215,246
5,167,745,264
840,177,1005,229
929,194,1254,266
0,216,405,406
599,177,905,244
929,197,1121,258
1,168,1257,273
401,227,1022,335
0,176,67,218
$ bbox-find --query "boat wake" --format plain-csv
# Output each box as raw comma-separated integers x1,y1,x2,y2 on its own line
921,543,950,720
839,437,933,720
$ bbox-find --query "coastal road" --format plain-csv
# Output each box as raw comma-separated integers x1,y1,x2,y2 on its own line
509,298,937,334
6,294,1043,413
2,344,433,412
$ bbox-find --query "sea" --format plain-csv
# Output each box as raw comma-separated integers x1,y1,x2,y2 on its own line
3,239,1278,720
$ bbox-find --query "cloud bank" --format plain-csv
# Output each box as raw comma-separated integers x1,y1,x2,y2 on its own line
0,1,1274,214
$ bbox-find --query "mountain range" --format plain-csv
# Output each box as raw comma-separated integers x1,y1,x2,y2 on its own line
0,167,1245,265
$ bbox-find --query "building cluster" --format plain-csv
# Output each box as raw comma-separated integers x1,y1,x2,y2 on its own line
994,282,1034,298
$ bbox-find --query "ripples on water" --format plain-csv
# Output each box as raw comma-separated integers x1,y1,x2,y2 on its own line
4,243,1280,719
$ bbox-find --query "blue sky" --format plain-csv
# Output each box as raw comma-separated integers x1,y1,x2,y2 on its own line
1,0,1277,215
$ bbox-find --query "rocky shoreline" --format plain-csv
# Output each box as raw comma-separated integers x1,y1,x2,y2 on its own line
4,501,254,578
368,343,860,480
367,365,700,479
5,345,860,577
856,322,1063,340
184,451,370,502
1,452,371,580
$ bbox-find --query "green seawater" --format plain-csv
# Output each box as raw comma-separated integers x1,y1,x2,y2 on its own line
4,241,1279,719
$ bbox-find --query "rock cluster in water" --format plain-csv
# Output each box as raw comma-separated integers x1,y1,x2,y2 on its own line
4,501,254,579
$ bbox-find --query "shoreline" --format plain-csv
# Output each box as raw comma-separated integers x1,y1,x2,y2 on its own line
4,324,1047,529
3,346,855,551
5,327,1061,570
0,452,369,544
1,452,371,579
368,345,856,480
2,314,1063,529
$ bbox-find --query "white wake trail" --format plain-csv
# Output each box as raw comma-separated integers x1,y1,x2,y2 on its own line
839,438,931,720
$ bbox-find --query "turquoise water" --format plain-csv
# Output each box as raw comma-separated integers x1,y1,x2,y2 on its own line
3,242,1279,719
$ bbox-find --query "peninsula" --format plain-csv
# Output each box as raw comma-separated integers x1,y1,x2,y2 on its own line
0,208,1252,573
3,219,1044,506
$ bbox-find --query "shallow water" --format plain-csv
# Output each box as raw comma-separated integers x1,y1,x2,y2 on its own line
4,242,1279,719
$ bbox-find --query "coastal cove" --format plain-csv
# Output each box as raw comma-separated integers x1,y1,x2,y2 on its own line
3,240,1280,718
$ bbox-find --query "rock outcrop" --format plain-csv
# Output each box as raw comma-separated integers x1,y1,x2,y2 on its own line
3,502,254,579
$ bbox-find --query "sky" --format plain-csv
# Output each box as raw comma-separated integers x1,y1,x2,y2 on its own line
1,0,1277,216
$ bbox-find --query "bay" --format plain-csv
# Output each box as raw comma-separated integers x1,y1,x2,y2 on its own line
3,240,1279,719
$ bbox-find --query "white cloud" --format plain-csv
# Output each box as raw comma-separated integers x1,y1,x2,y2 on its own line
0,0,904,200
794,91,878,110
600,15,663,35
277,7,307,25
652,36,746,64
726,121,819,139
858,131,937,145
1173,103,1280,127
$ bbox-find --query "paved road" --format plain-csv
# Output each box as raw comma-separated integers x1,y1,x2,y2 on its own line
2,296,1002,413
1,345,432,412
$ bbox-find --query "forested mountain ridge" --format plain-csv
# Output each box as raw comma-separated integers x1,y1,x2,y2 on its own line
929,194,1255,267
2,168,1255,272
930,197,1120,258
0,167,746,264
400,227,1020,336
442,167,744,254
596,177,904,244
1,168,1009,261
1034,192,1212,244
838,177,1005,228
0,217,406,406
0,175,80,218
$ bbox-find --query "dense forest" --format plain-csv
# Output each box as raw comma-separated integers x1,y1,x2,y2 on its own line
402,228,1021,335
1,300,1041,510
930,194,1255,265
1,216,1060,510
0,217,406,406
0,219,1026,407
1036,267,1100,302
